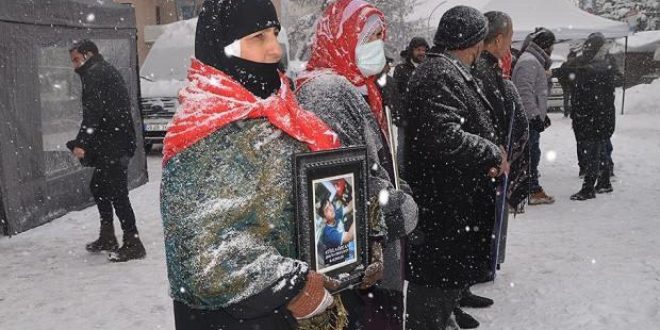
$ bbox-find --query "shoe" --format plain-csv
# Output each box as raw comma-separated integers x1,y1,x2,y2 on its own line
528,189,555,205
108,231,146,262
85,222,118,252
460,289,494,308
453,307,480,329
595,184,613,194
570,188,596,201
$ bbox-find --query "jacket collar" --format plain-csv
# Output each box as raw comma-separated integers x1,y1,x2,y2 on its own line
439,52,495,113
75,54,104,76
525,42,551,70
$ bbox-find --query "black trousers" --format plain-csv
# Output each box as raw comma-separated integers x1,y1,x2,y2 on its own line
90,160,137,233
580,139,610,188
405,282,461,330
173,301,296,330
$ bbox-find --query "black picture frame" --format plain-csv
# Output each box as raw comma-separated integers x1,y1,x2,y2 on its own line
293,146,369,293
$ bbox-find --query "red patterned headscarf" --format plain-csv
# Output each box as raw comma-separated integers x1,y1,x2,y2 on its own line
162,59,340,165
297,0,388,138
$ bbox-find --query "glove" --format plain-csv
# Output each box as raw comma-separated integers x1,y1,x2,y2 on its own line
379,188,418,240
287,272,336,320
529,116,545,133
359,240,384,289
544,116,552,129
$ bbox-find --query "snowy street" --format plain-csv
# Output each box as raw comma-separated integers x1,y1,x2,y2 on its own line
1,87,659,329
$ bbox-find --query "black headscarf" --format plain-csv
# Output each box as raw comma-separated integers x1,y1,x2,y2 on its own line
195,0,281,99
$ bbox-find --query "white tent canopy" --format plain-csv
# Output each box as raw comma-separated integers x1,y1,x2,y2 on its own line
410,0,631,42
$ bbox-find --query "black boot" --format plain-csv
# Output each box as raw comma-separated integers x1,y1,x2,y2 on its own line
86,222,119,252
453,307,480,329
570,187,596,201
459,288,494,308
595,173,613,194
108,231,146,262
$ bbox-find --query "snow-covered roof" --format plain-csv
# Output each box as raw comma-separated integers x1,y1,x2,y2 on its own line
409,0,631,42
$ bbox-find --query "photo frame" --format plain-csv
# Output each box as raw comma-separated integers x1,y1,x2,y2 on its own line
293,146,369,293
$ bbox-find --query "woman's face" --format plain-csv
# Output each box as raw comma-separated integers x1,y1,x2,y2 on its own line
239,27,282,64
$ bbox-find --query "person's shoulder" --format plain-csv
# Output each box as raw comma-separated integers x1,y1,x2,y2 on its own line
298,71,360,99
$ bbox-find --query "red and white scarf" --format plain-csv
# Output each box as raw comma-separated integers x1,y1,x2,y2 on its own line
296,0,389,140
162,59,340,165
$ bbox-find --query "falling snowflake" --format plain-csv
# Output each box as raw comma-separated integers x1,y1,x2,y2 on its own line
545,150,557,162
378,189,389,206
86,13,96,22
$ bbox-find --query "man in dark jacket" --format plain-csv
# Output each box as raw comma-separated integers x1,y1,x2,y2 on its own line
393,37,428,178
512,28,557,205
404,6,509,329
569,33,621,200
67,39,145,262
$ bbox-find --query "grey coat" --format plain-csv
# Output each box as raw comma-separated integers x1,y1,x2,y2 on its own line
296,72,418,291
512,42,552,122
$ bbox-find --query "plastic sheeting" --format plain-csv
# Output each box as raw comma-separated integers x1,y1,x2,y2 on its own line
0,0,147,235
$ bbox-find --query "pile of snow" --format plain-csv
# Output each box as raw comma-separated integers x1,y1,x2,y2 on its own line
616,78,660,114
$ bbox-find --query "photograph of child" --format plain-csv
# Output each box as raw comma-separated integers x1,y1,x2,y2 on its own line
312,174,357,274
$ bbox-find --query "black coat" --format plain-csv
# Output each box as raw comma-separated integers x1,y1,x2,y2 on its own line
68,54,136,167
404,51,502,288
392,60,416,126
473,52,531,208
569,53,621,141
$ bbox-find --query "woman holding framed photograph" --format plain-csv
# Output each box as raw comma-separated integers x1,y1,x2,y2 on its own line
160,0,348,329
295,0,418,328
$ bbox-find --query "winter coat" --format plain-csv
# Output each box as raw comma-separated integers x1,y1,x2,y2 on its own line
473,51,509,145
392,60,416,126
377,74,402,126
502,80,531,207
570,49,621,142
161,119,309,322
160,61,343,328
512,42,552,130
473,52,530,207
404,51,502,288
296,71,418,291
67,54,136,167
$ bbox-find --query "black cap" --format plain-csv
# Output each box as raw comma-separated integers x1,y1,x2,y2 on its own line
584,32,606,52
531,28,556,50
434,6,488,51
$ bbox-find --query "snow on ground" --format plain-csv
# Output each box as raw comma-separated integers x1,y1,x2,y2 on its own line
1,84,659,329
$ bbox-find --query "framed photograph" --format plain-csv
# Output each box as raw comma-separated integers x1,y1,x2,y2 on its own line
293,147,369,292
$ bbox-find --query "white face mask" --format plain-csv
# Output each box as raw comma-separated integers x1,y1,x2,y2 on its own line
355,39,386,77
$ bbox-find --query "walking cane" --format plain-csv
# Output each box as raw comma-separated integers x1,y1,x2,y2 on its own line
491,101,516,280
384,105,400,190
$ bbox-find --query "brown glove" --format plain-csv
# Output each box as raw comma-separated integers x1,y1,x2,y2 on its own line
359,240,384,289
287,271,338,319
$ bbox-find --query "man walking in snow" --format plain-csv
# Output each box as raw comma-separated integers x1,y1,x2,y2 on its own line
404,6,509,329
513,28,557,205
67,39,146,262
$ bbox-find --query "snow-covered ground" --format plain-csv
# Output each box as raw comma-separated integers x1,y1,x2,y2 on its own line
1,82,659,329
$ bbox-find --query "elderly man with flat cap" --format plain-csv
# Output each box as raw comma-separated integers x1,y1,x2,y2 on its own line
404,5,509,329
